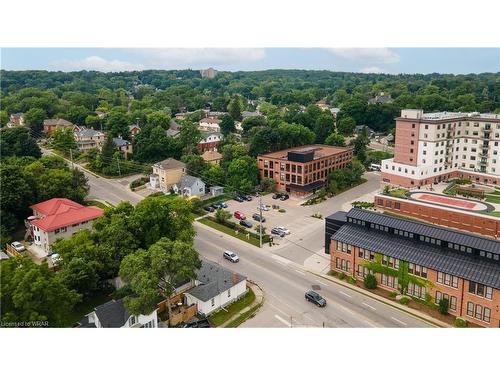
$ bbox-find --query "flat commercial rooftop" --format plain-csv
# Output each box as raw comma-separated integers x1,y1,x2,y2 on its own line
259,144,350,160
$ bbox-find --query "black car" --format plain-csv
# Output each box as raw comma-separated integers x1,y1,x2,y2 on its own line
239,219,253,228
279,193,290,201
182,318,211,328
272,193,280,199
204,206,215,212
242,194,253,201
233,195,244,202
305,290,327,307
252,213,265,222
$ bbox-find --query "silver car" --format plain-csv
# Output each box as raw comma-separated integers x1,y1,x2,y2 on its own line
223,250,240,263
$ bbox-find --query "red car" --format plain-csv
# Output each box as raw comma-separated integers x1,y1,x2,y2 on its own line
234,211,246,220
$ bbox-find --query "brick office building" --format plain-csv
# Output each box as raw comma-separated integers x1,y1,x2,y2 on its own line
374,194,500,239
257,145,352,196
325,208,500,327
381,109,500,188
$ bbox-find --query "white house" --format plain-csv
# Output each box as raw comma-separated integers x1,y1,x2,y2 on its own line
185,260,247,317
198,118,221,132
79,299,158,328
173,175,206,197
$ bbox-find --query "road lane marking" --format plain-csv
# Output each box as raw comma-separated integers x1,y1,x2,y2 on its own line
271,254,292,265
274,314,292,327
339,291,352,298
295,269,305,275
391,317,407,326
362,302,376,311
316,279,328,286
335,304,378,327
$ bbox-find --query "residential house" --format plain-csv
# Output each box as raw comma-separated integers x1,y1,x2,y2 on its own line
354,125,376,138
113,138,133,159
7,112,25,127
185,260,247,317
173,175,206,197
166,120,181,138
330,107,341,117
28,198,103,254
79,299,158,328
199,117,221,132
368,92,394,105
241,110,260,119
210,186,224,197
206,111,226,119
201,150,222,165
151,158,186,191
74,128,105,151
43,118,77,136
95,111,107,119
316,99,330,111
198,132,222,152
128,124,141,138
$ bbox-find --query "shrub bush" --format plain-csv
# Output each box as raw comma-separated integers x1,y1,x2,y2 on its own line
389,291,397,298
400,297,410,305
454,317,467,328
438,298,449,315
130,176,149,190
363,273,377,289
328,270,338,277
347,276,356,284
338,272,346,280
278,208,286,213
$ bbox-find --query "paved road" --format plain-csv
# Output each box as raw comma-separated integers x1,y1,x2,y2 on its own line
369,140,394,153
42,148,143,206
195,223,433,327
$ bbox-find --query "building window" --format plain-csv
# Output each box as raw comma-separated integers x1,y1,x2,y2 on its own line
475,304,482,320
469,281,493,300
130,316,137,326
228,289,231,298
467,302,474,317
449,296,457,311
483,308,491,323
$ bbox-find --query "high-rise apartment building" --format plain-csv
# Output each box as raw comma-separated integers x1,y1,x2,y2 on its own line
382,109,500,187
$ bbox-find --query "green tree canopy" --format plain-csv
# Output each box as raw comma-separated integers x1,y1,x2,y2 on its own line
0,127,41,158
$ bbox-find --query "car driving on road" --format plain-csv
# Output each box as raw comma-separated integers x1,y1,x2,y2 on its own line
305,290,327,307
223,250,239,263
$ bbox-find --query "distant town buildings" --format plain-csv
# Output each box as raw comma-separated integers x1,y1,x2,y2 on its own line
202,150,222,165
197,132,222,153
200,67,218,79
198,117,221,133
43,118,78,135
74,128,105,151
382,109,500,187
258,144,353,196
151,158,186,191
368,92,394,105
7,112,25,127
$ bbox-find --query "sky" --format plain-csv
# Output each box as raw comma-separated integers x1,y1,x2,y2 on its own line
1,48,499,74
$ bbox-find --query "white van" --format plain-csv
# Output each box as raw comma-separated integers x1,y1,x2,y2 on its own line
370,164,381,171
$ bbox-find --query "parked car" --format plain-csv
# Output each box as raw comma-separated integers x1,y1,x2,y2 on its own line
217,201,228,208
234,211,246,220
272,193,280,199
279,193,290,201
242,194,253,201
257,204,270,211
252,213,265,222
276,226,290,235
212,202,224,209
223,250,240,263
271,227,286,237
182,318,211,328
204,206,215,212
233,195,244,202
305,290,327,307
11,241,25,252
50,253,61,266
239,219,253,228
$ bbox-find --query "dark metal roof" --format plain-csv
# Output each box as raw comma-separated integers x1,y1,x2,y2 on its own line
94,299,131,328
326,211,347,223
346,208,500,255
287,180,325,192
331,224,500,289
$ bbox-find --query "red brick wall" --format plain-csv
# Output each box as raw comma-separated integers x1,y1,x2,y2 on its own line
393,120,419,166
374,196,500,238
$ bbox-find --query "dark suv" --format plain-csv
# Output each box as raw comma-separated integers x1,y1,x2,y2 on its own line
305,290,326,307
252,213,265,222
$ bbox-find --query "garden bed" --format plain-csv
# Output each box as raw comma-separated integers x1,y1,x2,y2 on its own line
208,288,256,326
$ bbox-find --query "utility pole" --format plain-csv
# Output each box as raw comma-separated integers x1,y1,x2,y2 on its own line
116,154,121,176
69,149,74,169
259,193,263,248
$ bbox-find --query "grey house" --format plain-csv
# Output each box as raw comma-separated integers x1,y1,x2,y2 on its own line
173,175,206,197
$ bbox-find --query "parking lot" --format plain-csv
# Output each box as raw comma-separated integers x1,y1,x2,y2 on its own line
208,193,322,246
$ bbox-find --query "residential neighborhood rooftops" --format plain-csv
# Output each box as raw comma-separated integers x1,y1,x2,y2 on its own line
43,118,74,126
113,138,131,147
75,128,103,137
200,117,221,124
188,260,247,302
154,158,186,170
94,299,131,328
241,111,260,118
201,150,222,162
259,144,351,160
30,198,103,232
176,175,202,190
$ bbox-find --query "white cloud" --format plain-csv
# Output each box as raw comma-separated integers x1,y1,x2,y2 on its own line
360,66,386,74
51,56,144,72
328,48,400,64
128,48,266,68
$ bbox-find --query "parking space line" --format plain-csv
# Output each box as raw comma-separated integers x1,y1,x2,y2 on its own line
274,314,292,327
339,291,352,298
391,317,407,326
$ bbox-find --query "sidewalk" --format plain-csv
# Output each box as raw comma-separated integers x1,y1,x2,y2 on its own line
313,272,452,327
220,281,264,328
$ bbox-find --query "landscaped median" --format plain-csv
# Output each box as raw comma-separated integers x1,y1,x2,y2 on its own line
197,216,270,247
208,282,264,328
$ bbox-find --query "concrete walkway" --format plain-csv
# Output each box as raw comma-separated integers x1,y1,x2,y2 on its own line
220,281,264,327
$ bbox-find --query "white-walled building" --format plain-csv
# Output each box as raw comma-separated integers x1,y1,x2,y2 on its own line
29,198,103,254
382,109,500,187
173,175,206,197
79,299,158,328
185,260,247,316
198,118,221,133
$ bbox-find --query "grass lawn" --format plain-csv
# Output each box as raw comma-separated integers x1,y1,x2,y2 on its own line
486,211,500,217
198,217,261,247
208,288,256,327
387,188,409,198
226,303,262,328
85,200,109,209
485,194,500,204
60,291,112,327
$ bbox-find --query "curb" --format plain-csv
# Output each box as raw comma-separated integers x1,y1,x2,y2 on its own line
221,281,264,328
311,271,451,328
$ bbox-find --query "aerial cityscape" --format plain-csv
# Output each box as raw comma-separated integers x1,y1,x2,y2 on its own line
1,49,499,330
